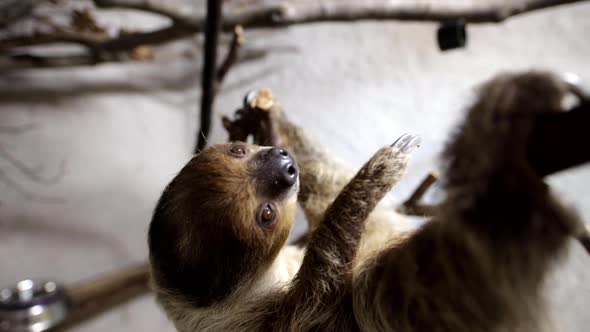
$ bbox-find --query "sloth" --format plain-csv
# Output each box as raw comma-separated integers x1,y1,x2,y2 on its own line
148,71,583,332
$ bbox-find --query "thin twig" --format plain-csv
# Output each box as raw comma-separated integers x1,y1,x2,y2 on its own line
100,25,193,52
397,171,439,216
216,25,244,87
0,26,192,53
0,31,105,50
0,41,269,70
195,0,223,153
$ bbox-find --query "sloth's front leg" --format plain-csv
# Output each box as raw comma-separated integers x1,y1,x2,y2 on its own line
270,134,420,330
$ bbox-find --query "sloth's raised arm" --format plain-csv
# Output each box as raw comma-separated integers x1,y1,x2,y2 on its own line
296,134,420,286
269,134,420,330
353,71,579,332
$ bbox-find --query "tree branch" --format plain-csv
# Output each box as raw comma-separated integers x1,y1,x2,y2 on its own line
397,171,439,216
1,0,586,69
216,25,244,86
0,26,191,53
93,0,188,24
0,43,271,70
227,0,590,27
195,0,223,153
0,31,105,50
93,0,590,29
52,263,150,331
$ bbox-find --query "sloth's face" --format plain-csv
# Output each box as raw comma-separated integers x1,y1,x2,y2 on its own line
190,142,300,236
148,143,299,306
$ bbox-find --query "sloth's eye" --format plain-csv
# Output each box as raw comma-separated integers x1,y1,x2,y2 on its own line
228,144,247,157
257,203,277,229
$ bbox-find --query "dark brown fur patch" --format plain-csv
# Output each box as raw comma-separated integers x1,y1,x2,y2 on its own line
149,143,294,307
353,71,573,332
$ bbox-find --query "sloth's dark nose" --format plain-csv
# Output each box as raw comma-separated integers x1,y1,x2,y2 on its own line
271,147,298,187
254,147,298,196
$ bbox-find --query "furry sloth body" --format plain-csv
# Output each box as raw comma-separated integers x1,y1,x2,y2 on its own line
150,136,417,331
149,71,580,332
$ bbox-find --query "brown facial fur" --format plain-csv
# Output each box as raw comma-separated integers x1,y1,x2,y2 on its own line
148,143,296,307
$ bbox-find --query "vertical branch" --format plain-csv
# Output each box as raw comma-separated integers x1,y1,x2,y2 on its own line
195,0,223,153
216,25,244,87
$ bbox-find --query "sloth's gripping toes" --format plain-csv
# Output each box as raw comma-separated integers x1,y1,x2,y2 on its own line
149,71,582,332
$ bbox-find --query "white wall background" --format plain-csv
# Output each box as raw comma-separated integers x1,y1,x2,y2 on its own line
0,2,589,331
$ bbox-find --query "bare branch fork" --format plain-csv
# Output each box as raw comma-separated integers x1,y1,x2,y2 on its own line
195,0,223,154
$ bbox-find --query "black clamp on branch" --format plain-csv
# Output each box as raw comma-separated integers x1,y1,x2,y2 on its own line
437,19,467,51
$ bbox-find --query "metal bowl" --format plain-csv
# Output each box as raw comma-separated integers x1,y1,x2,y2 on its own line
0,280,68,332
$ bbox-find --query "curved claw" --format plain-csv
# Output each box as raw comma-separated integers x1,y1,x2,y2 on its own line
391,133,421,154
243,90,258,109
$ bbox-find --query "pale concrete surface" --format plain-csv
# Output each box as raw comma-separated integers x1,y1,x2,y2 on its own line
1,2,590,331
